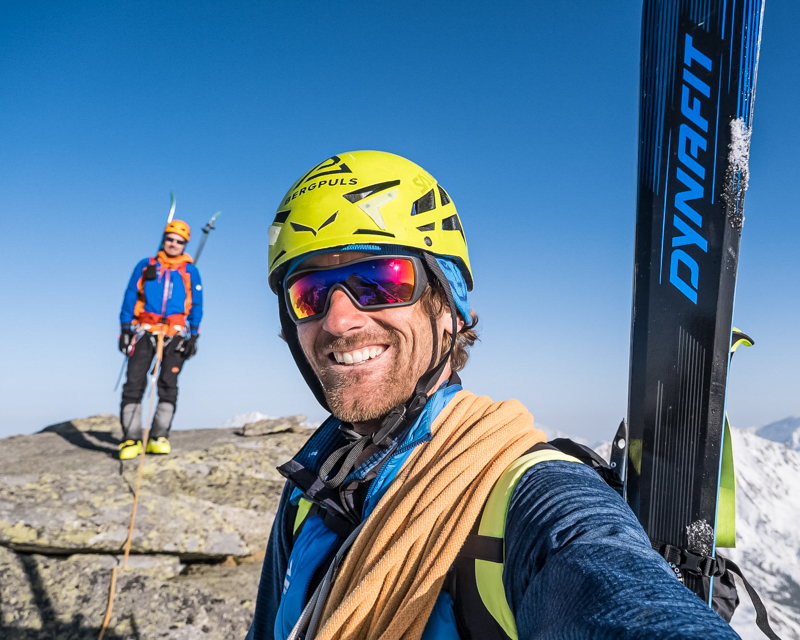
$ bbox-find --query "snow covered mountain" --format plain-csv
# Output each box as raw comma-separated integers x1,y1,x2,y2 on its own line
747,416,800,451
221,410,274,428
726,428,800,640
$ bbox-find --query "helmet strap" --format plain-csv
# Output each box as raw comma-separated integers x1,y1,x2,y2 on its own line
371,253,458,449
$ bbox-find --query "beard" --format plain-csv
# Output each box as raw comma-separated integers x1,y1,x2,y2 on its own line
311,328,429,424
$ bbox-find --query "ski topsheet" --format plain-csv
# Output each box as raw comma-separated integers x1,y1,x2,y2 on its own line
627,0,764,602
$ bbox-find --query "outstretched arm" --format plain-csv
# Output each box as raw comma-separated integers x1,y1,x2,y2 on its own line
504,460,738,640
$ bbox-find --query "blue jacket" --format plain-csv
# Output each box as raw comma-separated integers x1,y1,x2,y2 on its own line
120,255,203,334
247,387,738,639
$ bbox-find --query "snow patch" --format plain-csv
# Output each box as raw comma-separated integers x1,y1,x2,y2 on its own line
721,117,752,231
728,117,752,182
222,411,320,430
221,411,274,429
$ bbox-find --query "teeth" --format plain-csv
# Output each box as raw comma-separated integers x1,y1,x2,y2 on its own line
333,347,385,366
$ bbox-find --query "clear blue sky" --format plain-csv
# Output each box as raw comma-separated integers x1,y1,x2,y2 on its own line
1,0,797,441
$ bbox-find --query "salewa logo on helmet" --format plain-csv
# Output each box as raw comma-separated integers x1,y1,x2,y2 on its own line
290,212,338,237
268,211,339,245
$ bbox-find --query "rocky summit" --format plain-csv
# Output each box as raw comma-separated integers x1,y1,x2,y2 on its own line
0,413,311,639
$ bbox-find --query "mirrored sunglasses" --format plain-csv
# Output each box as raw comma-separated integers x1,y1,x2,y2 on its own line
285,256,428,323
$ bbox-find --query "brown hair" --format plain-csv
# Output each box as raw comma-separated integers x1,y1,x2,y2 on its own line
420,284,479,372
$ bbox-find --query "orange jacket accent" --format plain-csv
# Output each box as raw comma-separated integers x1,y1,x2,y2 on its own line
132,252,195,335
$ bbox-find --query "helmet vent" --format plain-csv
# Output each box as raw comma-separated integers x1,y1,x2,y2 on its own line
411,190,436,216
353,229,396,237
273,210,291,224
438,185,451,205
342,180,401,203
441,215,465,241
416,222,435,232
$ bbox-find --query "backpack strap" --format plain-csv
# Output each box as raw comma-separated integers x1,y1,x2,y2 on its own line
291,498,320,543
451,442,583,640
133,257,158,319
177,262,193,316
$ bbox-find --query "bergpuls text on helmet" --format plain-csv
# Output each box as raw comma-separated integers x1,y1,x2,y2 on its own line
283,178,359,206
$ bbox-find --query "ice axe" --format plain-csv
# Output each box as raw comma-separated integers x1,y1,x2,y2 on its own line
192,211,221,266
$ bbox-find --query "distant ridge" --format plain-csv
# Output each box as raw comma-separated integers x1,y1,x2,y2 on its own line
747,416,800,451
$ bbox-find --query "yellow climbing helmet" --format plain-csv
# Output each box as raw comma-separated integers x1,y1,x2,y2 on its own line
267,151,472,292
164,219,191,242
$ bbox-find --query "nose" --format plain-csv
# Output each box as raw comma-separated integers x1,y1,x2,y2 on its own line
322,289,369,336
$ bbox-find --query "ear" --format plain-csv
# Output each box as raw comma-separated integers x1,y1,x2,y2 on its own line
440,307,465,336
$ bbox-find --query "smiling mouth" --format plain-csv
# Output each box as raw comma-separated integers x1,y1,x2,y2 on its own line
330,346,386,365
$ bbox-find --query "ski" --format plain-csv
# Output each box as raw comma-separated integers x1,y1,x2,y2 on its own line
167,191,176,224
626,0,764,604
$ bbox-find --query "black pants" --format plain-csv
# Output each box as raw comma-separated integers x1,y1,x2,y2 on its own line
120,334,187,439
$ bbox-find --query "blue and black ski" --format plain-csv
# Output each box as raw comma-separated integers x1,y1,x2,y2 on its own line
626,0,764,603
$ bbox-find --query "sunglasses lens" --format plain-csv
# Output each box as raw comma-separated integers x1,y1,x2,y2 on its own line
287,258,417,320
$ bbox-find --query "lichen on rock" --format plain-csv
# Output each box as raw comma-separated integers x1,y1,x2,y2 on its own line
0,413,311,638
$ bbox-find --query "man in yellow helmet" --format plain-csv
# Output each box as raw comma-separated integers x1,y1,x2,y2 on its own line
247,152,738,640
117,220,203,460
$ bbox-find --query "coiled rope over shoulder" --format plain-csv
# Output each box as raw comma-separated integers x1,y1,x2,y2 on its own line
300,390,545,640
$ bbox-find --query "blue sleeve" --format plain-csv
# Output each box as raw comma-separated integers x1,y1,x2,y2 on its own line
119,258,149,325
247,483,293,640
503,461,738,640
186,264,203,333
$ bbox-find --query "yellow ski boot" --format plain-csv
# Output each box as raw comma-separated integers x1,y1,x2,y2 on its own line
146,436,171,455
118,440,142,460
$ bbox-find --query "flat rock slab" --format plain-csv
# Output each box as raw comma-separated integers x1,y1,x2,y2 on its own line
0,545,262,639
0,417,311,559
239,415,306,437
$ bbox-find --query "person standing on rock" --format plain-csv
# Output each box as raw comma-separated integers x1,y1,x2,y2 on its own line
247,151,738,640
117,219,202,460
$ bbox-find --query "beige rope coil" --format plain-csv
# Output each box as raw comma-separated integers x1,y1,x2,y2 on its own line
312,390,544,640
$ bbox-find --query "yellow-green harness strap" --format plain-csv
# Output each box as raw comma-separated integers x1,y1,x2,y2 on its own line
475,449,583,640
293,498,313,536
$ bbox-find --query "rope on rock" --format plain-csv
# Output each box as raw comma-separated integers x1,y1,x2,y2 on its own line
98,331,164,640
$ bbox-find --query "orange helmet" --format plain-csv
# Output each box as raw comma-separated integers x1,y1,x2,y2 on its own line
164,220,190,242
